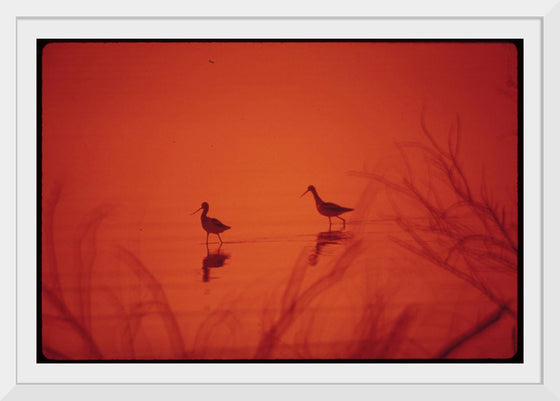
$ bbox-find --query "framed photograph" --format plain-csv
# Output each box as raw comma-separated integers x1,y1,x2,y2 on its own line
4,1,557,399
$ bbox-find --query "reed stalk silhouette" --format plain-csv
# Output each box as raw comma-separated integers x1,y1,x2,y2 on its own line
42,183,186,359
255,240,363,358
350,112,518,357
42,183,103,359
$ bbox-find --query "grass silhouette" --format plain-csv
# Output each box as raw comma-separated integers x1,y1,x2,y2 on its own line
350,112,518,357
42,110,518,359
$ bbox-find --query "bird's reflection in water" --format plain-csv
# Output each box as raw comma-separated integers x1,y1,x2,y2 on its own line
202,244,231,282
308,230,353,266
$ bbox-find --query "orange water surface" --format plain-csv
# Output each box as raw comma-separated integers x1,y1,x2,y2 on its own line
41,41,519,360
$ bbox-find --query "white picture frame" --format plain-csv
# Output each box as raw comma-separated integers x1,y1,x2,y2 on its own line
3,0,557,399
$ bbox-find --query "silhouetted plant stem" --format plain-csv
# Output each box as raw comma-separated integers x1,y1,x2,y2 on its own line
349,112,518,339
255,240,363,358
436,305,509,358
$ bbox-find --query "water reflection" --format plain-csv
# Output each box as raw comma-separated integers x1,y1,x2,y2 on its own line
308,230,353,265
202,244,231,282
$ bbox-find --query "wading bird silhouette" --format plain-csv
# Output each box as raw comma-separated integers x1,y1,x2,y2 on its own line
301,185,354,228
191,202,231,244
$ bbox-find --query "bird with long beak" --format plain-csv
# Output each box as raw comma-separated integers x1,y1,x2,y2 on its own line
301,185,354,228
191,202,231,244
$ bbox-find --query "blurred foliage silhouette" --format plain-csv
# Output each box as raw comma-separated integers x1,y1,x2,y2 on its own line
42,113,517,359
350,112,518,357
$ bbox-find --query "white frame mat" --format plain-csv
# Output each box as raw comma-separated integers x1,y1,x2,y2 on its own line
3,1,558,399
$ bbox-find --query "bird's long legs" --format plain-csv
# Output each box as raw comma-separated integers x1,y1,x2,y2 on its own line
206,233,224,245
336,216,346,227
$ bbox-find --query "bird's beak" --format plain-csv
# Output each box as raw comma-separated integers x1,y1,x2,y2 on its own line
191,207,202,215
300,189,309,198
